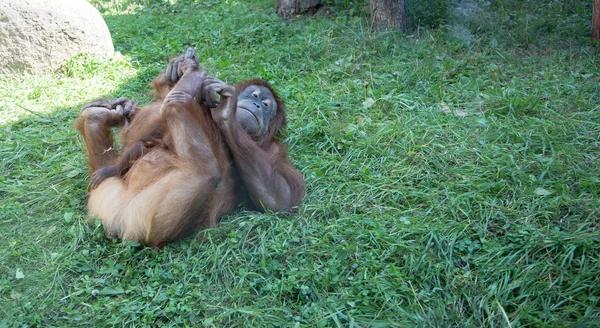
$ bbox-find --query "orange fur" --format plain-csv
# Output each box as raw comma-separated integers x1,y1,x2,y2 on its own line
76,52,304,247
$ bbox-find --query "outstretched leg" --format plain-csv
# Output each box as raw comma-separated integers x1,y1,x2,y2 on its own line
88,51,230,246
120,48,201,148
151,47,201,100
158,52,218,165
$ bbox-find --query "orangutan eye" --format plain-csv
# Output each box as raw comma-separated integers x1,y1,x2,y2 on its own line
252,90,260,98
262,100,270,108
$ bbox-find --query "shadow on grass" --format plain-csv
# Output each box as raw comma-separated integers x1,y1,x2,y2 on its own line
0,0,308,263
2,0,600,325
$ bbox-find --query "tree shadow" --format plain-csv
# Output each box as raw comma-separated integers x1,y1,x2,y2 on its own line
0,0,316,250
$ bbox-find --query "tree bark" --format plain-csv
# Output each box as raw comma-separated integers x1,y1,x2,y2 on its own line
277,0,321,18
370,0,408,32
593,0,600,42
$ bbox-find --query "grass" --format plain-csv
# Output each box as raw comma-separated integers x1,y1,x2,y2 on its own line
1,0,599,326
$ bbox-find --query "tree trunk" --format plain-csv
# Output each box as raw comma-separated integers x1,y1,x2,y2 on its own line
593,0,600,42
370,0,408,32
276,0,321,18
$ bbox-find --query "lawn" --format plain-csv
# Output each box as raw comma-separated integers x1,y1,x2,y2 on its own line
1,0,599,326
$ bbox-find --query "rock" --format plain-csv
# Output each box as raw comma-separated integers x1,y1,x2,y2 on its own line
0,0,114,74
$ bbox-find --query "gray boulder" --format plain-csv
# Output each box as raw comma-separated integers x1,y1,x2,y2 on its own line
0,0,114,74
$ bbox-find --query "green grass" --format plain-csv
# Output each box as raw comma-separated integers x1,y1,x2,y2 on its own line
1,0,599,326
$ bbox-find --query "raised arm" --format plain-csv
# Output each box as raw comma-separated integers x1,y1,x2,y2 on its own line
151,48,199,100
204,77,305,212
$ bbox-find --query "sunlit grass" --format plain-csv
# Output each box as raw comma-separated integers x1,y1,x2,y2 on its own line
1,0,598,326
